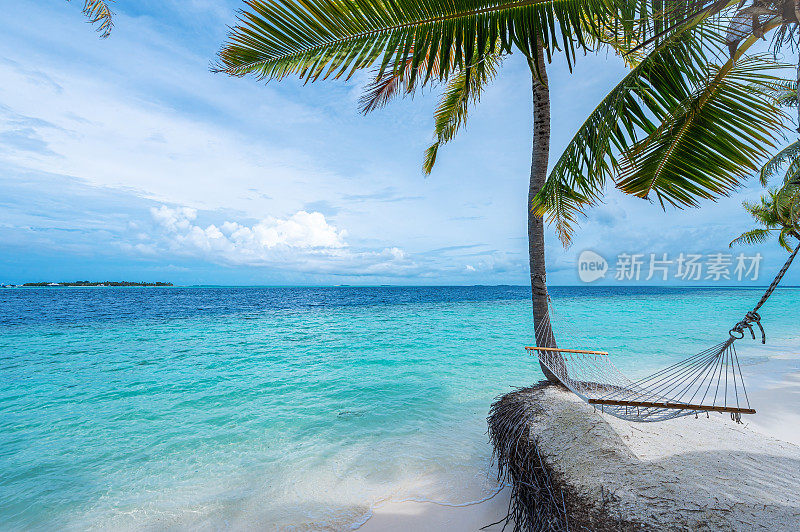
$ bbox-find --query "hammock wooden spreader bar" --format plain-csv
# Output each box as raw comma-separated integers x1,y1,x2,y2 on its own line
587,398,756,415
524,346,608,356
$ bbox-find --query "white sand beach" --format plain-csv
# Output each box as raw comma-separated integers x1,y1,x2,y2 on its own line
360,347,800,531
743,355,800,446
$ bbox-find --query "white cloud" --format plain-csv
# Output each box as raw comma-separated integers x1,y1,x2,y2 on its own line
152,205,347,253
151,206,199,233
141,205,415,275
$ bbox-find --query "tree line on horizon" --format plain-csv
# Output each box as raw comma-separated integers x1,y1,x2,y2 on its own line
18,281,173,287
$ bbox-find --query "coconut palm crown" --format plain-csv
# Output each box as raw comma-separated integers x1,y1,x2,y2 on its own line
730,185,800,251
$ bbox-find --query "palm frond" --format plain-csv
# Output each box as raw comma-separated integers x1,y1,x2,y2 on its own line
747,191,781,227
538,18,786,245
423,52,504,174
761,140,800,186
768,14,800,55
215,0,621,87
536,26,716,243
729,228,773,247
616,54,785,207
534,179,594,246
777,228,794,251
71,0,114,38
787,161,800,186
775,182,800,226
622,0,735,58
733,184,800,251
759,78,798,108
359,51,442,114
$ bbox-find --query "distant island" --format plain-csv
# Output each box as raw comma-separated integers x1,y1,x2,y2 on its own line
11,281,173,287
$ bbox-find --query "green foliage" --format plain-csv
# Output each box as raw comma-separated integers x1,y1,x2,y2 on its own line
215,0,627,88
760,79,798,108
357,53,442,115
760,140,800,186
70,0,114,38
538,13,788,245
730,186,800,251
422,52,504,174
413,21,641,178
616,56,784,206
536,31,713,243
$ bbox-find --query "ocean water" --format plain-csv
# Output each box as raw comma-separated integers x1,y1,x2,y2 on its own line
1,286,799,530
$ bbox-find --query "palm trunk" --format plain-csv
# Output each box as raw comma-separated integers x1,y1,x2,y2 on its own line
527,45,560,383
796,2,800,128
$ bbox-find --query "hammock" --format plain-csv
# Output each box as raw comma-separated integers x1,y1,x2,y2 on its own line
527,245,798,423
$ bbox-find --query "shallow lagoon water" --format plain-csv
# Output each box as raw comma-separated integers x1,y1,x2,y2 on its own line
1,286,798,529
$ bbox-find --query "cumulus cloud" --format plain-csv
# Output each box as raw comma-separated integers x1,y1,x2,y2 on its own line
151,206,346,250
140,205,414,275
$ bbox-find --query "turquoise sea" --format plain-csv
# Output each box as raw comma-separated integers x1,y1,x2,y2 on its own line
1,286,799,530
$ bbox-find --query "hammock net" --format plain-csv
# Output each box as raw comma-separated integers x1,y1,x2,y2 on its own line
528,245,798,423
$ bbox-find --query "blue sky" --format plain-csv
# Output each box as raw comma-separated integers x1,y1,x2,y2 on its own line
0,0,797,286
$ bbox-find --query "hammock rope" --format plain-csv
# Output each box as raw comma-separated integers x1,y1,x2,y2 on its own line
528,244,799,423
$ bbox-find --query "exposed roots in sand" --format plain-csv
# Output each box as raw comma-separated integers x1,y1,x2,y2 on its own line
486,383,569,532
487,384,644,532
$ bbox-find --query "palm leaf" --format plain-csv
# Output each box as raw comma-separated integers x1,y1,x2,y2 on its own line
214,0,621,87
535,27,716,244
786,160,800,186
775,182,800,225
620,0,737,58
759,78,798,108
733,184,800,251
538,18,785,245
729,228,773,247
760,140,800,186
358,51,442,114
70,0,114,38
777,228,794,251
423,52,504,174
616,54,785,207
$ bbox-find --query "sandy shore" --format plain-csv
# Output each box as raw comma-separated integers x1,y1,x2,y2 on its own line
358,348,800,531
358,486,512,531
741,353,800,446
527,386,800,529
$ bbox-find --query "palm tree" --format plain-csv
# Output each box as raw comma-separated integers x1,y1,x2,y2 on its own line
730,185,800,250
535,1,795,245
69,0,114,37
760,80,800,183
735,79,800,250
215,0,642,382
